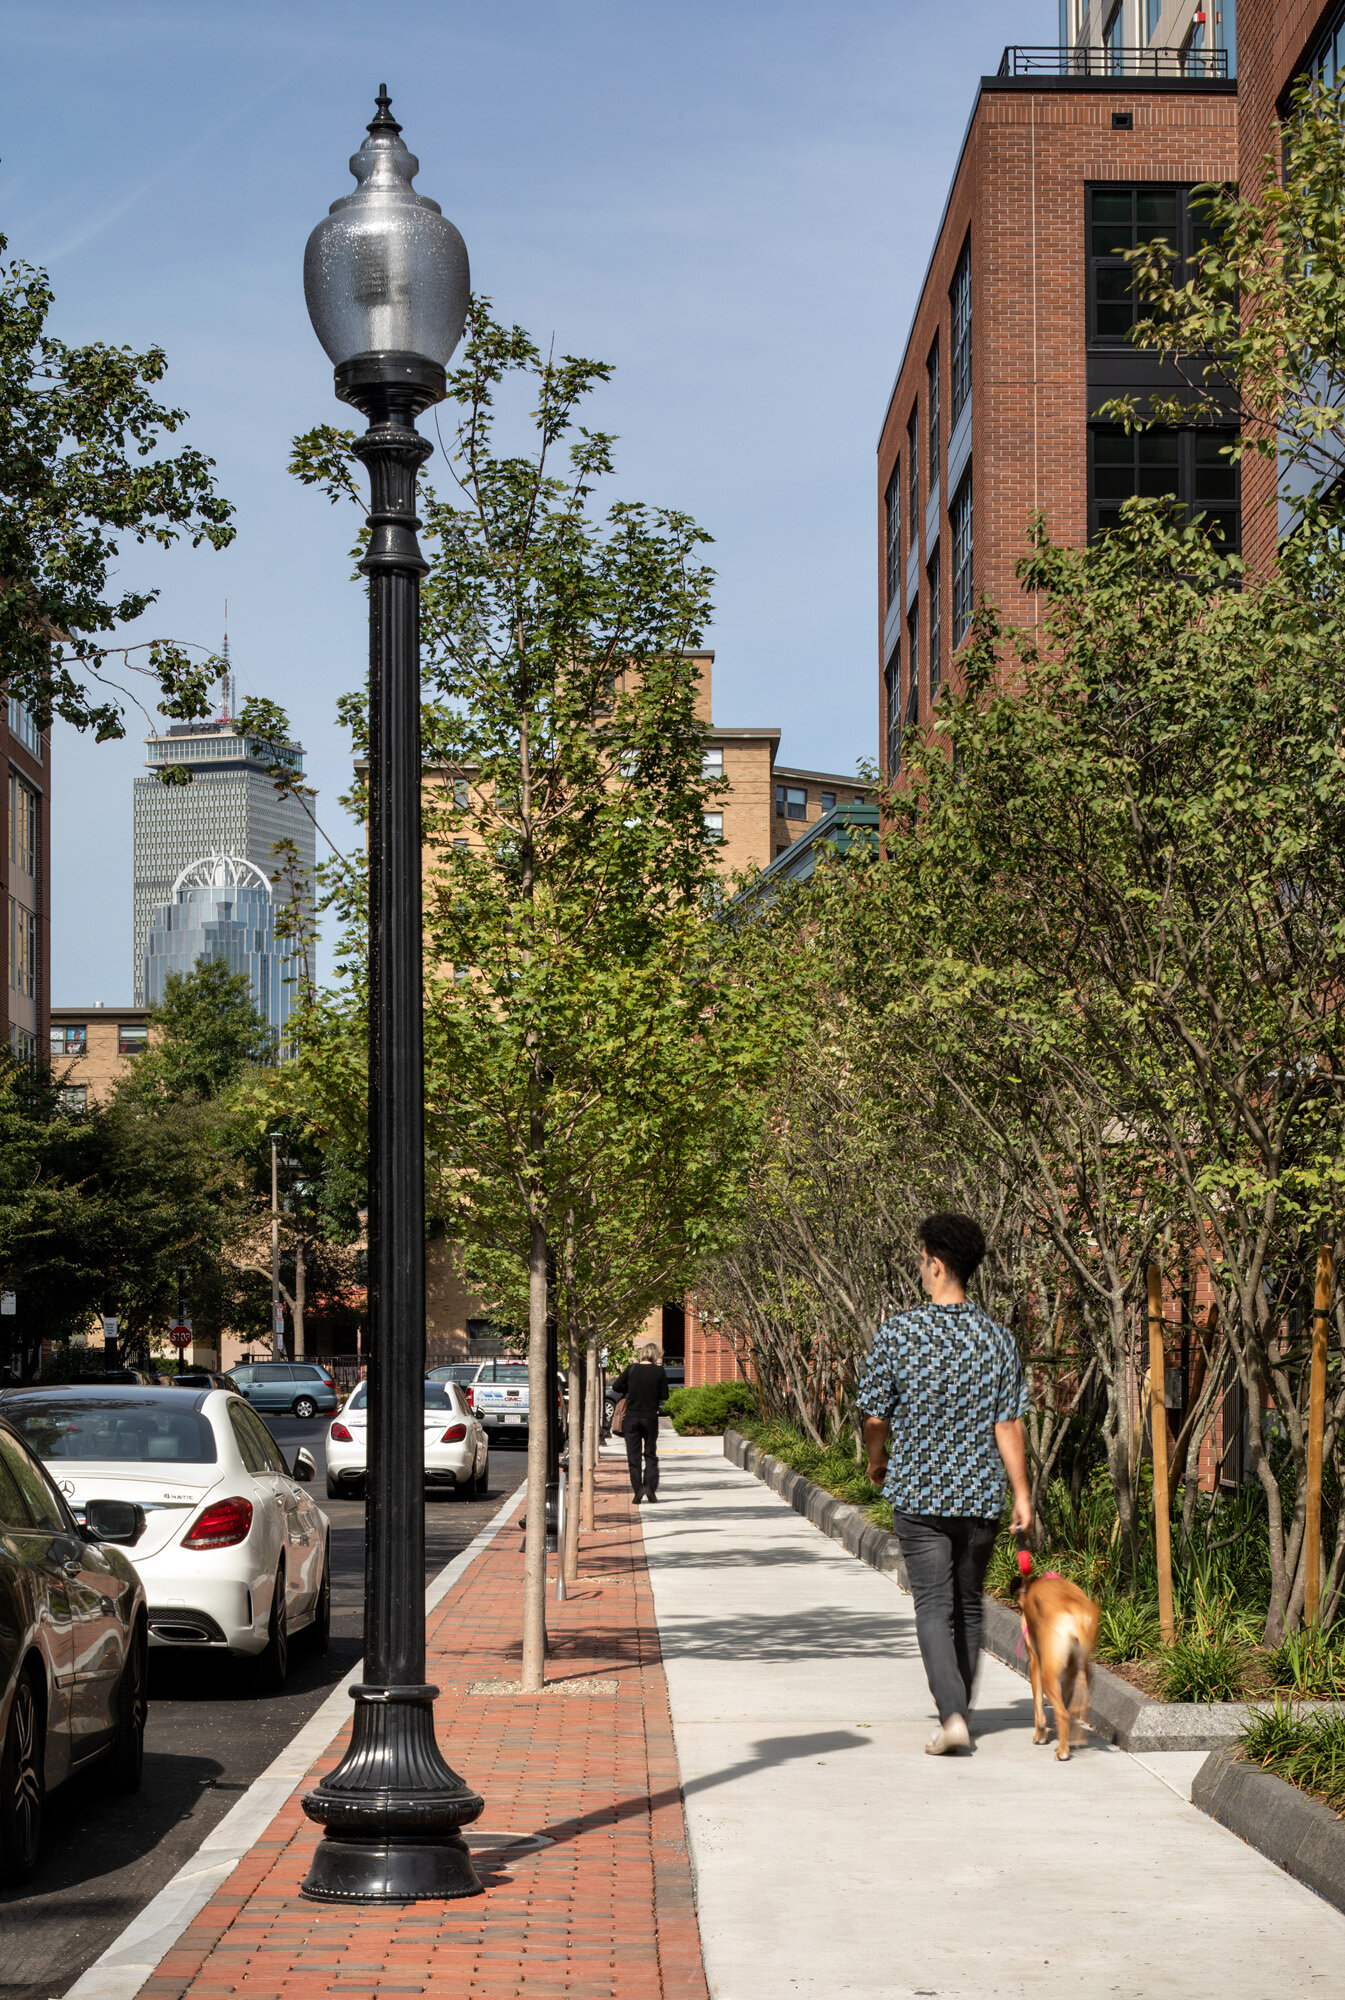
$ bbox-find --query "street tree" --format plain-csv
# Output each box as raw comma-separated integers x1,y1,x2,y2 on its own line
0,236,233,740
292,300,768,1682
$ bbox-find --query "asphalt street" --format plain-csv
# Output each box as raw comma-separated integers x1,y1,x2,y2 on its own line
0,1413,528,2000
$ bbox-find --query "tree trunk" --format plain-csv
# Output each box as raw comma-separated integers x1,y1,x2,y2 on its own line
521,1212,550,1691
564,1333,582,1586
582,1333,599,1533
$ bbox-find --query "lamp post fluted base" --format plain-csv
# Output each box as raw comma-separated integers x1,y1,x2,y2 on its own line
300,1683,485,1903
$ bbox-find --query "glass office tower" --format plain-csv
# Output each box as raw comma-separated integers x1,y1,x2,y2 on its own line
133,705,316,1005
142,854,297,1035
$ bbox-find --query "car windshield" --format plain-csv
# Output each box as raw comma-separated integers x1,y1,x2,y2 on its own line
428,1365,479,1382
477,1364,529,1383
6,1396,218,1465
343,1383,459,1413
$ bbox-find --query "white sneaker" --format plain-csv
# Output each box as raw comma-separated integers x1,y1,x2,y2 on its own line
925,1715,972,1755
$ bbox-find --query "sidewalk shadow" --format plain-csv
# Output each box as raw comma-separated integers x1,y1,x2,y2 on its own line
654,1607,917,1663
531,1728,872,1853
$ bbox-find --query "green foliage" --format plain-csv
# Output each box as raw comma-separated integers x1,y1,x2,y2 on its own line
1097,1598,1163,1665
131,960,275,1103
0,235,233,739
665,1380,757,1434
1268,1623,1345,1700
1243,1701,1345,1813
736,1411,888,1514
1156,1630,1254,1704
290,299,772,1368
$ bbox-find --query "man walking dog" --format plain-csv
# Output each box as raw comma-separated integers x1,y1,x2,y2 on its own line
858,1212,1030,1755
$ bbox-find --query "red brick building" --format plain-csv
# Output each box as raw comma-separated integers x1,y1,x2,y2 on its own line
1235,1,1345,573
4,696,50,1065
876,45,1238,779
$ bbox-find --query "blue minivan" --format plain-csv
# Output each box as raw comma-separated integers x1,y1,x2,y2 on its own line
227,1361,339,1419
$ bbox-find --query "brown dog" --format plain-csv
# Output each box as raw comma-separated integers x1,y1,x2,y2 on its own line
1011,1569,1100,1761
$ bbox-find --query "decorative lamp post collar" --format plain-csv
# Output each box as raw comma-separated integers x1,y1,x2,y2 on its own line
303,85,470,417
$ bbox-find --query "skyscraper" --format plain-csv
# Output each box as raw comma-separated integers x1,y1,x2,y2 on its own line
133,677,317,1006
143,854,296,1034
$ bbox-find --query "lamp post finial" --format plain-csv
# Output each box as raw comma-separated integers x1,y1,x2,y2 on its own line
369,85,401,135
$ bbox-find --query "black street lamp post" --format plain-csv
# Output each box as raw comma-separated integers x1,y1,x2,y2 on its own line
298,86,483,1904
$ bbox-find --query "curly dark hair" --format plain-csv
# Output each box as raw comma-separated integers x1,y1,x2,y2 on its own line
918,1212,987,1287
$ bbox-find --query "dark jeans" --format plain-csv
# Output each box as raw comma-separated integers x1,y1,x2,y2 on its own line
893,1512,1000,1724
625,1415,660,1496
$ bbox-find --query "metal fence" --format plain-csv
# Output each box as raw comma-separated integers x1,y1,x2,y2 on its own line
997,45,1230,80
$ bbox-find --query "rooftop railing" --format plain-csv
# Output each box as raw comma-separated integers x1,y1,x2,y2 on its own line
997,45,1231,80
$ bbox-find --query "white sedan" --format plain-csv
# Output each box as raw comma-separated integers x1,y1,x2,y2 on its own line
0,1385,329,1690
325,1379,488,1501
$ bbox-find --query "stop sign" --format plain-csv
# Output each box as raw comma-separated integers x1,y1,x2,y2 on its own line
169,1323,192,1350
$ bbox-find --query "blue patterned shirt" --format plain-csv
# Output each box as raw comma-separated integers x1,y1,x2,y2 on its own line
855,1300,1027,1518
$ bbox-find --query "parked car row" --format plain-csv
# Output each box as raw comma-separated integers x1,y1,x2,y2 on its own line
0,1384,331,1889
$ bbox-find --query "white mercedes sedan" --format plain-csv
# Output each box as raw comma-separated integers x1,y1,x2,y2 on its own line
325,1378,488,1501
0,1386,329,1690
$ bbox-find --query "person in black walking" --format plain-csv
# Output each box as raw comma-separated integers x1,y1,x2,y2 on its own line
611,1341,670,1505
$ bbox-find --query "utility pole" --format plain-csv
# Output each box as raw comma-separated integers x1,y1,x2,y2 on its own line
271,1132,284,1359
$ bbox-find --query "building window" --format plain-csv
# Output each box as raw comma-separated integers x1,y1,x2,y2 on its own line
702,812,724,843
884,651,901,777
885,464,902,613
927,549,942,698
1089,186,1216,343
118,1023,149,1056
950,243,971,430
1310,5,1345,85
451,776,470,808
951,477,974,647
58,1085,88,1114
1103,2,1123,72
10,1025,37,1064
702,747,724,778
6,696,42,761
908,410,919,536
927,338,941,491
1144,0,1160,41
1089,425,1240,548
775,786,806,821
51,1023,86,1058
9,773,38,876
905,604,920,728
8,897,36,999
821,791,836,812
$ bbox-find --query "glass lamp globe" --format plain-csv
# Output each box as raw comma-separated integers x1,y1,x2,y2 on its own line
304,87,469,411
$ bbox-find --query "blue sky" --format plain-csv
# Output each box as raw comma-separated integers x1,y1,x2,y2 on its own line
3,0,1052,1002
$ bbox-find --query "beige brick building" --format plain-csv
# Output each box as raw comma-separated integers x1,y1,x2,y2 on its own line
49,1005,151,1110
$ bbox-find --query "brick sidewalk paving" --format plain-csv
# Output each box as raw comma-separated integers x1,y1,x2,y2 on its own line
140,1462,708,2000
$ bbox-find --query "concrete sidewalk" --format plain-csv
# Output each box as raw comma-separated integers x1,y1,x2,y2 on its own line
639,1447,1345,2000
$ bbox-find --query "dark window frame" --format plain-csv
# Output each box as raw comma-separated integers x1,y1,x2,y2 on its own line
884,648,901,777
949,241,972,430
884,462,902,613
951,475,974,648
905,603,920,729
907,410,919,537
1088,423,1241,549
927,337,941,493
1087,184,1217,346
927,548,942,698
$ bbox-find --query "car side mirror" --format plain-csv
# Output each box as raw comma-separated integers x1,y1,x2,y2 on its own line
291,1447,317,1483
84,1498,147,1546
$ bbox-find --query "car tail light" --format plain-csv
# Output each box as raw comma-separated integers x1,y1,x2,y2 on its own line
465,1389,475,1409
441,1423,468,1443
321,1374,336,1388
330,1421,353,1442
182,1498,254,1549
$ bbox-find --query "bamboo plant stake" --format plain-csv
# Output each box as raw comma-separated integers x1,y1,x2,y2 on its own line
1148,1264,1176,1644
1305,1243,1333,1629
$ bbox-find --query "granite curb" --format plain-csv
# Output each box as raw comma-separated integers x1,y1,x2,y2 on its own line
722,1429,1253,1751
1194,1745,1345,1916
